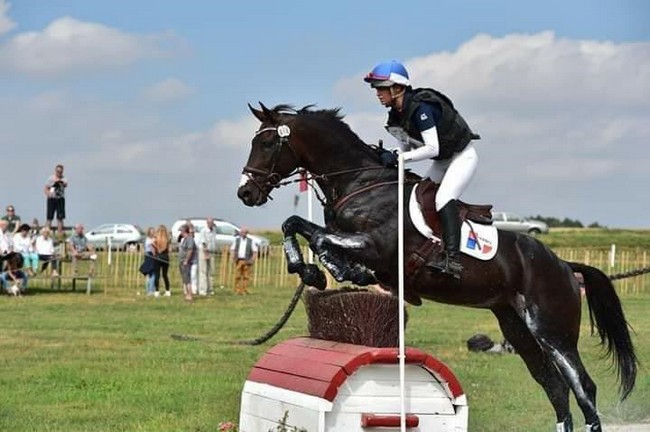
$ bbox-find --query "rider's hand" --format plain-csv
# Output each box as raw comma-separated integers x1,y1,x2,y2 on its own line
380,150,398,168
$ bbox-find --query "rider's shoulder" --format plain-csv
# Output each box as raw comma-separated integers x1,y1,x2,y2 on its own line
411,87,455,108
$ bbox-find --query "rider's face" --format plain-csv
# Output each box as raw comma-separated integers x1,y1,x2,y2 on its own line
375,87,394,107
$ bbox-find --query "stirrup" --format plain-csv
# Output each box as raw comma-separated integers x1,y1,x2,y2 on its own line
426,253,463,279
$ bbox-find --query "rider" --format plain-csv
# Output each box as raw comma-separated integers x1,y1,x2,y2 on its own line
364,60,480,278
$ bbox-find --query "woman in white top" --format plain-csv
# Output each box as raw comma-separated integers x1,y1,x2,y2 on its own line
13,224,39,276
35,226,59,277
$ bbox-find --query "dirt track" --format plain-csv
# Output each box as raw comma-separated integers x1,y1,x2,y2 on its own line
604,424,650,431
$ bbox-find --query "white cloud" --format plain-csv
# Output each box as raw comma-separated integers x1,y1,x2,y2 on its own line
0,0,15,36
144,77,193,103
0,16,176,77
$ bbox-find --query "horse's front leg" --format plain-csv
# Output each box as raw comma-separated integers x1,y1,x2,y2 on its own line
281,215,328,289
282,215,377,288
309,227,378,286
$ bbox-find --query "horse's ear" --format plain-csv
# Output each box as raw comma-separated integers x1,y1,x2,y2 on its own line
259,102,278,124
248,103,265,123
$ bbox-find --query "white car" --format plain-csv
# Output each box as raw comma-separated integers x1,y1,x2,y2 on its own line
170,218,270,253
491,212,549,235
85,223,145,250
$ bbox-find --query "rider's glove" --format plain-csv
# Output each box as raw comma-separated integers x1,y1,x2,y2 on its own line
380,150,398,168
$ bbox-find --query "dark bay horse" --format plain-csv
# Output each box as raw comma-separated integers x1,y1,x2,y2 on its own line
236,103,637,432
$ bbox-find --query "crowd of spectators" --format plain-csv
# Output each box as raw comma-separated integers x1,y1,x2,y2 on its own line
3,163,259,298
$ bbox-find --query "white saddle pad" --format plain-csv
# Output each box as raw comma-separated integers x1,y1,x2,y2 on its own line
409,183,498,261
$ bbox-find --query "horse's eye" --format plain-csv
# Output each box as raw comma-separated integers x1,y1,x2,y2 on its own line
262,140,275,149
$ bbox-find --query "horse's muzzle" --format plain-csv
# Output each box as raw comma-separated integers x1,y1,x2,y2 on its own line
237,183,269,206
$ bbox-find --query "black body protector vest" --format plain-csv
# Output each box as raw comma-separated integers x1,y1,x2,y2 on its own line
387,88,480,160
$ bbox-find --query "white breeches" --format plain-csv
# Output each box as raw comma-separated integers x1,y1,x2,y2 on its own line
423,143,478,209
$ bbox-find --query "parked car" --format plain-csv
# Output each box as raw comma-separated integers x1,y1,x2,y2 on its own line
491,212,549,235
85,223,145,250
170,218,270,254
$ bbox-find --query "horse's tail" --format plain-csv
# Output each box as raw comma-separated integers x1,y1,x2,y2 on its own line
568,261,638,399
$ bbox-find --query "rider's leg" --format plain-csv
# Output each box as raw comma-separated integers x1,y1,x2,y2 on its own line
427,199,464,277
425,144,478,277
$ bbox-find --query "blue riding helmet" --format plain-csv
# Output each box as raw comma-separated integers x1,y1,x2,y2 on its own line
364,61,410,88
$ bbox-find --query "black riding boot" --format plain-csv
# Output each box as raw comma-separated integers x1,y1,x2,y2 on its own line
426,200,463,279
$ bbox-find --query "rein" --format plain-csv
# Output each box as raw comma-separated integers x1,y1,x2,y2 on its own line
242,123,407,210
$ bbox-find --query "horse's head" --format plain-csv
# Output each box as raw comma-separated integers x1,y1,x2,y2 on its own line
238,103,301,206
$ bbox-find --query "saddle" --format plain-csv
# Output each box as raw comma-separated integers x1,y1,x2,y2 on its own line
415,180,493,235
405,180,493,281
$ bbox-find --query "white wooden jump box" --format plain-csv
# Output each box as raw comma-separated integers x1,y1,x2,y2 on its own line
239,337,468,431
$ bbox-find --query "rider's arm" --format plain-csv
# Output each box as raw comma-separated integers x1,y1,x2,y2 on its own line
401,103,442,162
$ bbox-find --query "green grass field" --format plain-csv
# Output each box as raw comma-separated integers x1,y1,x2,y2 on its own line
1,227,649,431
1,282,648,431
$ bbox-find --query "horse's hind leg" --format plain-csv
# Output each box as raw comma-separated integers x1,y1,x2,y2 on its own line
538,333,600,431
492,306,573,431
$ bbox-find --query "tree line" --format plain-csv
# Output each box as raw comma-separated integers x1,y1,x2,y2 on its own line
528,215,604,229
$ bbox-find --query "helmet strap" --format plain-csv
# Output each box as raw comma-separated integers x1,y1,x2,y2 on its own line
390,86,406,109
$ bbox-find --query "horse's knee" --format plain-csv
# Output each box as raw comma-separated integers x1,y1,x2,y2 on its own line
282,215,304,235
309,228,327,251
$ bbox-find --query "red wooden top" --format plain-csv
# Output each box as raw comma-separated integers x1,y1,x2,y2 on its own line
246,337,464,402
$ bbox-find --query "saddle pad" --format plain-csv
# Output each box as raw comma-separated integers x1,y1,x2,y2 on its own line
409,184,498,261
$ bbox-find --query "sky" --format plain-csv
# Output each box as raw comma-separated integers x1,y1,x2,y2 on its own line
0,0,649,231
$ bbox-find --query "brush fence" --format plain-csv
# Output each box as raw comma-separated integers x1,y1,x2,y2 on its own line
239,337,468,431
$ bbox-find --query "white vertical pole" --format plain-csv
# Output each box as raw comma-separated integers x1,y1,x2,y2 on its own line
610,244,616,268
397,154,406,432
307,181,314,264
107,237,112,265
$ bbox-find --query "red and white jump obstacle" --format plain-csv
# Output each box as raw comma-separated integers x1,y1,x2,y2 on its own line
239,337,468,431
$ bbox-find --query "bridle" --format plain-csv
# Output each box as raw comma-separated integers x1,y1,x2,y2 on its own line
241,123,405,209
241,124,299,201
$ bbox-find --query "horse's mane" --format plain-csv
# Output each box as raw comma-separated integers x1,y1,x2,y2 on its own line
271,104,381,160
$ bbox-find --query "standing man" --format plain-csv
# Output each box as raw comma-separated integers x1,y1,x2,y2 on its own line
2,205,21,234
198,218,218,295
67,224,96,276
230,227,258,295
364,60,480,278
44,164,68,236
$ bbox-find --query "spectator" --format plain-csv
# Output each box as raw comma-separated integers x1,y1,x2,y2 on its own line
230,227,258,295
13,223,39,276
2,205,21,235
178,224,196,302
152,225,171,297
188,224,199,296
0,219,13,256
29,218,40,239
67,224,96,276
198,218,219,295
141,227,156,296
35,226,59,277
44,164,68,235
1,252,28,296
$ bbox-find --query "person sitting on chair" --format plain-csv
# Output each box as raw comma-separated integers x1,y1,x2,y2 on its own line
363,60,480,278
12,223,39,276
1,252,28,296
67,224,96,276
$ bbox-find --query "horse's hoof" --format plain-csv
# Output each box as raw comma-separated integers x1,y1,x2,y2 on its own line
585,421,601,432
352,271,377,286
287,263,303,274
303,264,327,290
555,415,573,432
